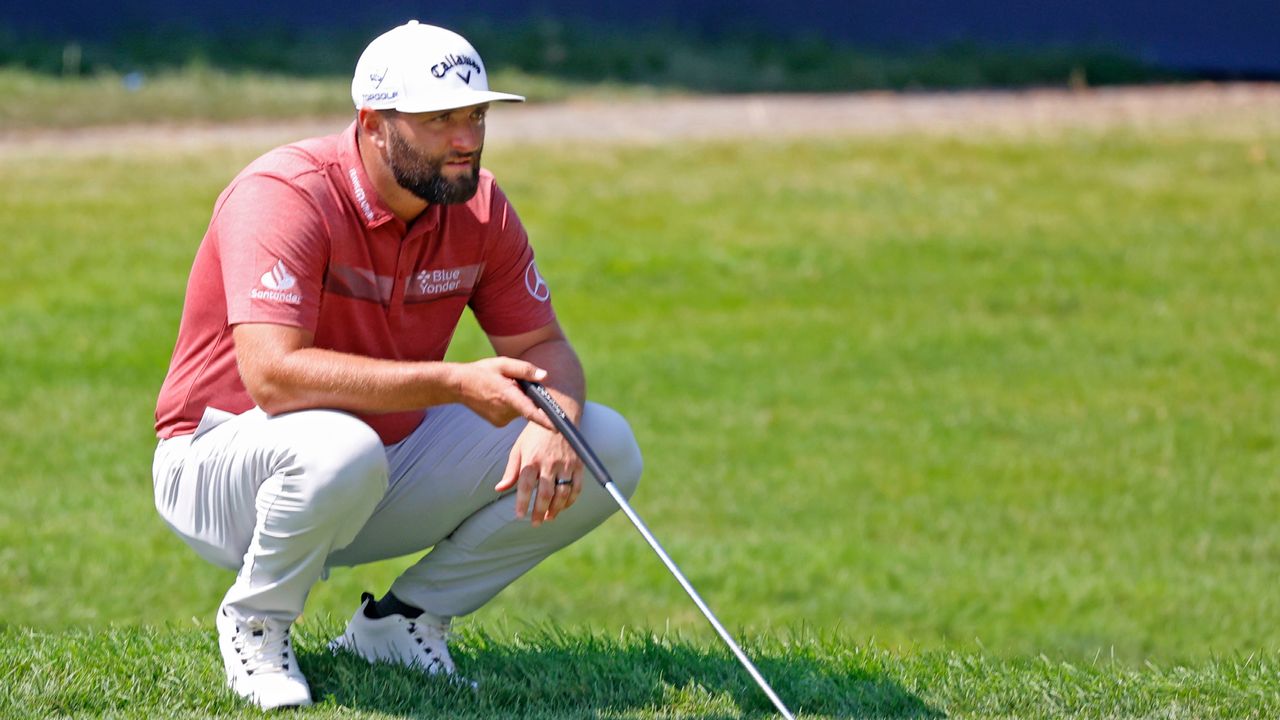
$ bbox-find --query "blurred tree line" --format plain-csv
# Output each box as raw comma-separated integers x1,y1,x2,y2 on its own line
0,19,1179,92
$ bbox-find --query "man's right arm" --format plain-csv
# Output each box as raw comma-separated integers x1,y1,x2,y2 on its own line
233,323,553,430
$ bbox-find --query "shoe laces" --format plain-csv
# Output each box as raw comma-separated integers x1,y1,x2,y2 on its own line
405,618,455,674
232,617,296,677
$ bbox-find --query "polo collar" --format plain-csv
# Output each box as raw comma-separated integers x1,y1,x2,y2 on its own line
339,121,396,230
339,121,442,235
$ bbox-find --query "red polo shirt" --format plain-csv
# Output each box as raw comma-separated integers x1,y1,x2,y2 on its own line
155,122,556,444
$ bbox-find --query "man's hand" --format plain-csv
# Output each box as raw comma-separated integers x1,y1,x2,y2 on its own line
452,358,555,431
495,423,584,527
485,320,586,526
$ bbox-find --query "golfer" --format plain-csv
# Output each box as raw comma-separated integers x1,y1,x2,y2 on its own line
152,21,642,710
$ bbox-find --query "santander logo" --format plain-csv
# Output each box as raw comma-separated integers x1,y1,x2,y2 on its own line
251,259,302,305
260,260,297,291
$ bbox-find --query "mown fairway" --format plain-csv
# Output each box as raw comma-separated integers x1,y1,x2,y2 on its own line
1,107,1277,717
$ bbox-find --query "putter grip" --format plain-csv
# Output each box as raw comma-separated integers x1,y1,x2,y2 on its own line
517,380,614,488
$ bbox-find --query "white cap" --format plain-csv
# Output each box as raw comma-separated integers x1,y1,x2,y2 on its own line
351,21,525,113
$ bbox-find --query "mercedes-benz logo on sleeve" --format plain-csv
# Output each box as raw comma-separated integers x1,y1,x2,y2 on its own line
524,260,550,302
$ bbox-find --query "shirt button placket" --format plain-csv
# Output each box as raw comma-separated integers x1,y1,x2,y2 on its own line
390,229,422,325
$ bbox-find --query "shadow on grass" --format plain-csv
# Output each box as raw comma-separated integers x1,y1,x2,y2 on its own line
302,627,942,719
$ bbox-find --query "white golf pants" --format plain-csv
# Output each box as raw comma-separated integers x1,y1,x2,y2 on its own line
152,403,642,624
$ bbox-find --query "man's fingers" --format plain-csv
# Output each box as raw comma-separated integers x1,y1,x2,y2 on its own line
531,473,556,527
484,384,552,430
514,465,538,518
494,357,547,382
546,479,571,521
551,465,583,517
568,464,586,507
461,358,554,428
542,461,571,521
494,448,521,492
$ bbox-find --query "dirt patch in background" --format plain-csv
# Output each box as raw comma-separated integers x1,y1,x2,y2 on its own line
491,83,1279,144
2,84,1276,158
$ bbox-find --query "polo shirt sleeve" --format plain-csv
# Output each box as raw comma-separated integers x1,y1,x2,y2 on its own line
469,184,558,337
213,174,328,332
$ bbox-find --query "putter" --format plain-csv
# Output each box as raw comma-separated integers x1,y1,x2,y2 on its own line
518,380,797,720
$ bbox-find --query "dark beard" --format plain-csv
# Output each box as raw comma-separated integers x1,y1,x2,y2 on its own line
385,125,481,205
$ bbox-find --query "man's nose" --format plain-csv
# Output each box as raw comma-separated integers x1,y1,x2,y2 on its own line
452,122,482,153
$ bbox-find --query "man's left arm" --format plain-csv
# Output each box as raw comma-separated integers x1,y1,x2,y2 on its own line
490,319,587,527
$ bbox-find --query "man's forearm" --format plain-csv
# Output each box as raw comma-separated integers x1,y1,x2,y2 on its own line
244,345,465,416
513,338,585,422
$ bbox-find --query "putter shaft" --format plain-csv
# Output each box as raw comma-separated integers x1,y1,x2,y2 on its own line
518,380,796,720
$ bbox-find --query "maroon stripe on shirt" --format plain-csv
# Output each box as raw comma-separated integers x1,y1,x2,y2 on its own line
327,263,394,305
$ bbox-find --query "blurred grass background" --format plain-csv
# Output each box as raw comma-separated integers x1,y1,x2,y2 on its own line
1,117,1276,663
0,19,1182,129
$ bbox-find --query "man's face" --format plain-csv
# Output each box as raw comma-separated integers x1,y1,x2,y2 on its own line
383,104,488,205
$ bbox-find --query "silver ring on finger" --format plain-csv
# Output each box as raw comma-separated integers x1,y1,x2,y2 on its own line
554,477,573,488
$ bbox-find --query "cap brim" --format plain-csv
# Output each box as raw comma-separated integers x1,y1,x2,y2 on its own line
390,91,526,113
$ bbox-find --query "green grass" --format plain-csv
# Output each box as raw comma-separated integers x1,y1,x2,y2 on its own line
1,112,1278,715
5,623,1280,718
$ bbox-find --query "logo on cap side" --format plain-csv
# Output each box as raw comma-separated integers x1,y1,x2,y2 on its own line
370,67,388,88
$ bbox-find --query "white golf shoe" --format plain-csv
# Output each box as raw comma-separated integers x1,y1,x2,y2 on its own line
329,592,457,676
216,607,312,710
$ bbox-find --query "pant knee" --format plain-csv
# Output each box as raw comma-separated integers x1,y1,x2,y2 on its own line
582,403,643,499
285,411,388,515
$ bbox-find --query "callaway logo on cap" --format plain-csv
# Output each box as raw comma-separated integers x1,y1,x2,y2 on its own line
351,21,525,113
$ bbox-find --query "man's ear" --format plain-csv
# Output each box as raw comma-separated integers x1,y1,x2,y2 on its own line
357,108,390,150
